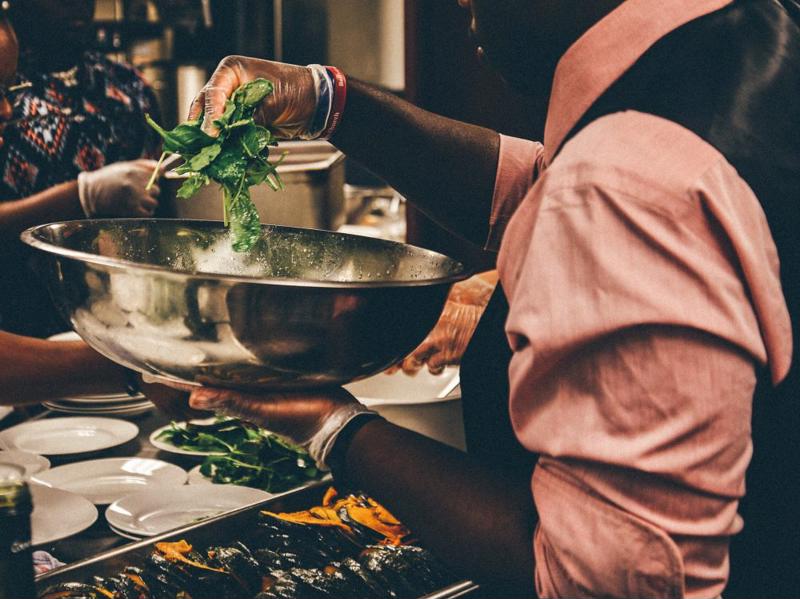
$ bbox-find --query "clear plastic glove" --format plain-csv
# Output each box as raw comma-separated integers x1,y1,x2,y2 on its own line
154,381,377,470
188,56,323,139
390,273,496,375
77,159,161,217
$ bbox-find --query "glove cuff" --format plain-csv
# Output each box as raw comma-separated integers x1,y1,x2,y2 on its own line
320,67,347,139
302,64,334,140
302,64,347,141
305,402,380,471
76,171,95,217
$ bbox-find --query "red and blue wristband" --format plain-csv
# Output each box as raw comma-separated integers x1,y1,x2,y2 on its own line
320,66,347,140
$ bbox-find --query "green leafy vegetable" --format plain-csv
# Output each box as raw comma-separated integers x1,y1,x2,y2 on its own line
156,418,321,493
145,78,285,252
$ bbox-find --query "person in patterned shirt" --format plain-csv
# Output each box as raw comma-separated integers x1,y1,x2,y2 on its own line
0,0,164,337
0,14,194,415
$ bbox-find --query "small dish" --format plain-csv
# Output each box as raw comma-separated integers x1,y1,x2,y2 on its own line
344,366,461,405
186,464,330,492
31,457,187,505
29,484,98,546
149,419,227,457
0,449,50,479
106,485,272,537
0,417,139,456
43,400,154,418
108,523,143,542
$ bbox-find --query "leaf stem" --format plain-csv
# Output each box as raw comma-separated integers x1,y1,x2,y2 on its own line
222,185,230,227
146,151,169,191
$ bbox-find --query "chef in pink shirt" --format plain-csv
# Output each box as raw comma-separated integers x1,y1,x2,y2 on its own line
167,1,798,596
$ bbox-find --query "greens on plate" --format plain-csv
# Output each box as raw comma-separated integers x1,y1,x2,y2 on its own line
155,418,321,493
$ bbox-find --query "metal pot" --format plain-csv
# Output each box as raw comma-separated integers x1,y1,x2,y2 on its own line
21,219,469,390
162,141,347,231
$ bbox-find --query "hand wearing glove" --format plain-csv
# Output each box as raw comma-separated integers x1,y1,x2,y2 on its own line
152,378,380,471
391,272,497,375
77,159,162,217
189,56,343,140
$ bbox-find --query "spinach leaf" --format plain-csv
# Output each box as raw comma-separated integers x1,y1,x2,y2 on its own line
176,174,208,199
145,78,283,252
229,187,262,253
145,114,215,154
213,99,237,129
236,78,274,107
186,143,222,171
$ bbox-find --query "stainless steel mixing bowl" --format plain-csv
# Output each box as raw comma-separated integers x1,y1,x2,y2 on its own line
22,219,469,390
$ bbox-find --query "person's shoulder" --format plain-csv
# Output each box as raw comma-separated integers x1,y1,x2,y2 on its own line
546,111,726,203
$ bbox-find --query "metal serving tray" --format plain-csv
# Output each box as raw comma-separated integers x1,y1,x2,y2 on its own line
35,482,478,599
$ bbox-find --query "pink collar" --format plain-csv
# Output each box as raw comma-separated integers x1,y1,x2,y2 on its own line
543,0,733,164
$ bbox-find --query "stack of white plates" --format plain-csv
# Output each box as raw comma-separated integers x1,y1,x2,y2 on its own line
45,331,153,417
42,393,154,418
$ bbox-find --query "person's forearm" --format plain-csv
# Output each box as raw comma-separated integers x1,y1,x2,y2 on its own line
331,79,501,246
0,180,83,239
340,419,536,596
0,332,128,404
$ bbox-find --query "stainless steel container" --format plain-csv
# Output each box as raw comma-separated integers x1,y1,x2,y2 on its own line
21,219,469,390
34,483,479,599
163,141,346,231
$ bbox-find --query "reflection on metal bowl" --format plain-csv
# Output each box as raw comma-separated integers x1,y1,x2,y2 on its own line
21,219,469,390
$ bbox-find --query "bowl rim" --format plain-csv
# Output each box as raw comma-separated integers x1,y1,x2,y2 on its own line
20,218,473,289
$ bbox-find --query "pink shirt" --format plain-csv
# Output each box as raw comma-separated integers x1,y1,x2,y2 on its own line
488,1,793,597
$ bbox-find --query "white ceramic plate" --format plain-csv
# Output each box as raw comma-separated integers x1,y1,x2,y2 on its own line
51,394,147,405
0,417,139,456
43,400,154,417
47,331,82,342
344,366,461,406
149,419,227,457
30,484,98,546
108,523,143,541
186,465,329,491
106,484,272,537
186,464,213,485
31,458,187,505
0,406,12,422
0,463,25,481
0,450,50,479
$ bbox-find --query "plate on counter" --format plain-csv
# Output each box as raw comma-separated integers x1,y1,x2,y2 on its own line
0,449,50,479
344,366,460,405
31,457,187,505
149,419,230,457
43,399,154,418
0,417,139,456
108,523,143,542
106,485,272,537
186,464,329,490
30,484,98,546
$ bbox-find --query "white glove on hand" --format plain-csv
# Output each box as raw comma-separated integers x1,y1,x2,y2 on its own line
77,159,161,217
189,56,332,139
390,272,497,375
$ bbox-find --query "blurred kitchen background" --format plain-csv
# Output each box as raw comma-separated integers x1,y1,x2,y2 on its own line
91,0,543,268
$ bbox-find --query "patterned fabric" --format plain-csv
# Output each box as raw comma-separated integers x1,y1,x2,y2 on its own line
0,51,161,200
0,52,160,338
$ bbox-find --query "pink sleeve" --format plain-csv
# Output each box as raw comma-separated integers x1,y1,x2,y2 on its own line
485,135,545,251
